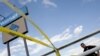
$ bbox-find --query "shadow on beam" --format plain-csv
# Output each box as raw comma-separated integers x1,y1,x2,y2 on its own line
42,30,100,56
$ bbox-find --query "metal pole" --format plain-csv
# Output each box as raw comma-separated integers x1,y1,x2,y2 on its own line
7,42,11,56
23,39,30,56
42,30,100,56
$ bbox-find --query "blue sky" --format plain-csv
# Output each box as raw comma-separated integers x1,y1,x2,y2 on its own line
0,0,100,56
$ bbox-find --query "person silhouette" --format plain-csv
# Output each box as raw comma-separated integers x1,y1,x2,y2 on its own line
80,43,99,56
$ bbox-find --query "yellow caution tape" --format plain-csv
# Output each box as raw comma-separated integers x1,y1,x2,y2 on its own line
55,49,61,56
2,0,61,56
0,27,52,48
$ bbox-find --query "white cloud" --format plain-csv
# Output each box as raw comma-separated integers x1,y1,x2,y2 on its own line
26,27,72,55
67,47,83,56
26,27,81,55
0,48,7,56
84,37,100,45
42,0,57,8
19,0,32,5
74,25,83,35
50,33,72,43
0,44,23,56
29,45,45,55
19,0,57,8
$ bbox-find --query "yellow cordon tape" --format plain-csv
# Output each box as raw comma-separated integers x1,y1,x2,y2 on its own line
0,27,52,48
2,0,61,56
